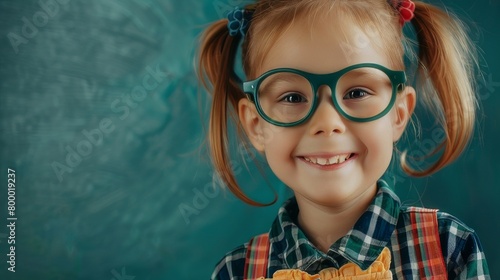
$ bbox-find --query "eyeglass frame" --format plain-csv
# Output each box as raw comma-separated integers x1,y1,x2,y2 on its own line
242,63,407,127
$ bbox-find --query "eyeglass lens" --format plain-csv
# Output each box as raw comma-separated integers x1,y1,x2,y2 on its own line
256,67,393,124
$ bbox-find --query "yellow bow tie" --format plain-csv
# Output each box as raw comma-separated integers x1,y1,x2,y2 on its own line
257,247,392,280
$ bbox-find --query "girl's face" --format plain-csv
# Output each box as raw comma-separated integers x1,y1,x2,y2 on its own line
239,15,415,208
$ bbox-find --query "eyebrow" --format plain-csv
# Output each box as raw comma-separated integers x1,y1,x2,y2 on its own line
259,74,307,93
340,69,392,87
344,68,386,78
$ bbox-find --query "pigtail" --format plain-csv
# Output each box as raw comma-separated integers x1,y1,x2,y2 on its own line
197,20,267,206
401,1,479,176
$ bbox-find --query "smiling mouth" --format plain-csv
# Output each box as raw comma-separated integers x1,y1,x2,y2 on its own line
301,153,354,166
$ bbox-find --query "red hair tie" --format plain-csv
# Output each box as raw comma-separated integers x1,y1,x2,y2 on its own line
390,0,415,26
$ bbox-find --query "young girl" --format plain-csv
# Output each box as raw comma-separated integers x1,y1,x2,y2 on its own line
198,0,490,279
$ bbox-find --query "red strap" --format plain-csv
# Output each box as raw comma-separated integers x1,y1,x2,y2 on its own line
245,209,446,279
244,233,270,279
408,207,448,278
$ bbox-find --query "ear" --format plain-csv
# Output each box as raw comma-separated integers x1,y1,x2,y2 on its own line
238,98,265,152
392,86,416,142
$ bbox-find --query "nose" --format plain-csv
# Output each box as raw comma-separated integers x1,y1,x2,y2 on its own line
308,85,346,136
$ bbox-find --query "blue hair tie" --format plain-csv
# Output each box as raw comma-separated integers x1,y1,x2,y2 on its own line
227,7,253,37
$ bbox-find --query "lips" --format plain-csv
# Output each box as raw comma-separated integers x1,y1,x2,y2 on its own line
301,153,354,166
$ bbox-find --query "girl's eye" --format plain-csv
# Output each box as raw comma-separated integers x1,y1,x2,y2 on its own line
280,93,307,103
343,89,370,100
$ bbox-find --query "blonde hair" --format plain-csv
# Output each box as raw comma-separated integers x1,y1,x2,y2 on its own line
197,0,479,205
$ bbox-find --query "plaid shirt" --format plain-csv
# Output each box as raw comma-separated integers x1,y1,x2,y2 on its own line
211,181,490,279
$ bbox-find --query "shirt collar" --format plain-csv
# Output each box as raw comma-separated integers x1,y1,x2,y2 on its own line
268,180,401,271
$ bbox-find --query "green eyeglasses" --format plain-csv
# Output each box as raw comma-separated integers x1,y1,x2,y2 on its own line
243,63,407,127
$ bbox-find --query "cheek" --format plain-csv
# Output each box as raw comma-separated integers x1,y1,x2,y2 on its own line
260,125,298,165
258,123,288,147
355,120,395,162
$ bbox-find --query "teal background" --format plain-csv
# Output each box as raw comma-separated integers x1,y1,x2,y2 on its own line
0,0,498,279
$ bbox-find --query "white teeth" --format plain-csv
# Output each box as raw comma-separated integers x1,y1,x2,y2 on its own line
338,156,346,164
303,154,351,166
332,155,339,164
317,158,327,165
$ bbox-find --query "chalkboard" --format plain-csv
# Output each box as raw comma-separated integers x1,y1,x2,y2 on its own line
0,0,498,279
